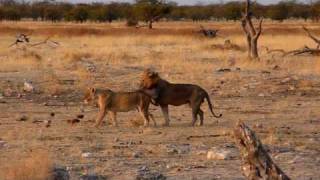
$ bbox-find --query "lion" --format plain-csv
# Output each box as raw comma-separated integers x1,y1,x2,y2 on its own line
140,69,222,126
84,87,156,127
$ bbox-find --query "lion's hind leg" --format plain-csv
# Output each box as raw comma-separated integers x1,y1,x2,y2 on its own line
108,111,118,127
191,100,202,127
198,109,204,126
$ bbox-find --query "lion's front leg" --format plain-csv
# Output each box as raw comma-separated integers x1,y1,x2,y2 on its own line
94,108,106,128
160,105,170,126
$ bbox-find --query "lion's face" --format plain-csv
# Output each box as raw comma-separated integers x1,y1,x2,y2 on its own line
84,87,96,104
140,69,160,89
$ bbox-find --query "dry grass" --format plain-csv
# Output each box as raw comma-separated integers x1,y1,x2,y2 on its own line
0,21,319,99
0,150,53,180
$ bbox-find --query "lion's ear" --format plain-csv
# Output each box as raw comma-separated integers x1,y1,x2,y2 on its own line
90,88,96,94
147,72,153,77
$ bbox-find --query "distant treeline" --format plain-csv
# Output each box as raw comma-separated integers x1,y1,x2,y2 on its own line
0,0,319,23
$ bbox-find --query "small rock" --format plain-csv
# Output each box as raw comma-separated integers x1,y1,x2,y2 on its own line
50,112,55,117
281,77,291,84
166,144,191,155
207,148,232,160
254,123,263,129
261,70,271,74
17,115,28,122
79,175,107,180
0,140,7,148
273,65,280,70
114,137,119,142
196,150,207,155
44,120,51,128
67,119,80,125
288,86,295,91
82,152,93,158
258,93,265,97
136,166,166,180
166,163,181,169
77,114,85,119
132,151,143,158
217,68,231,73
52,167,70,180
23,81,35,92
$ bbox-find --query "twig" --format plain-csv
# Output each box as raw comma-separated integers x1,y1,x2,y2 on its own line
186,134,228,140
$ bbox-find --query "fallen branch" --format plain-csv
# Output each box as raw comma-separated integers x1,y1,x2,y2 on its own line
302,26,320,48
186,133,228,140
263,46,320,57
234,121,291,180
199,25,218,38
285,46,320,56
30,37,60,48
8,33,30,47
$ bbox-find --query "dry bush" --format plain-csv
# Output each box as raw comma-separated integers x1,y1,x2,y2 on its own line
0,150,53,180
39,70,63,96
0,49,43,72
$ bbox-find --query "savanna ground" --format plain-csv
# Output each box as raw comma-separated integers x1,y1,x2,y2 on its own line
0,20,320,180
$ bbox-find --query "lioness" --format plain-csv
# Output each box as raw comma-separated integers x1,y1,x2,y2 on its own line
140,69,222,126
84,88,156,127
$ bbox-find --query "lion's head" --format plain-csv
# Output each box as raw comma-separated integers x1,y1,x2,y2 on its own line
84,87,96,104
140,69,161,89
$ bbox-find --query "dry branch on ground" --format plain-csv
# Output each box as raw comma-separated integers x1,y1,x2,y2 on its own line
199,25,218,38
9,34,60,48
234,121,291,180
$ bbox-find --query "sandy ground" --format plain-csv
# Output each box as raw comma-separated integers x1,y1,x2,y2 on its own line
0,62,320,180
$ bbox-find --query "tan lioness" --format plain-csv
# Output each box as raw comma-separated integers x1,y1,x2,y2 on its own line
140,69,222,126
84,88,156,127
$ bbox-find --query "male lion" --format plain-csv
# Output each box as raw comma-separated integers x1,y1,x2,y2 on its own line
84,87,156,127
140,69,222,126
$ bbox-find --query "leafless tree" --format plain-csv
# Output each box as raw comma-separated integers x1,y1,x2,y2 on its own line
241,0,263,60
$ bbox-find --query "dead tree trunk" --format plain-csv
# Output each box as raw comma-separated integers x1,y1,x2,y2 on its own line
234,121,291,180
148,20,153,29
241,0,263,60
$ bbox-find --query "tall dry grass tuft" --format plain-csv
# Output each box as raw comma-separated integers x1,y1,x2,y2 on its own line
0,150,53,180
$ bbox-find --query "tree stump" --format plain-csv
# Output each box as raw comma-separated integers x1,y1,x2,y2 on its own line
234,121,291,180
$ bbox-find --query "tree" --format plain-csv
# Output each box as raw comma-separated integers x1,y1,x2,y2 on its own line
223,2,242,21
134,0,171,29
267,2,289,21
241,0,263,60
69,5,89,23
45,6,63,22
311,1,320,22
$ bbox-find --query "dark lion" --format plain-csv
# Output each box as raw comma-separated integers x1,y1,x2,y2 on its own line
140,69,222,126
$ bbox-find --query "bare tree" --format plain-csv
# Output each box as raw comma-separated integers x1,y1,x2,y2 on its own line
241,0,263,60
234,121,291,180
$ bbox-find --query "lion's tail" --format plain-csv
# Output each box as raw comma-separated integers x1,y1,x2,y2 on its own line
204,91,222,118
